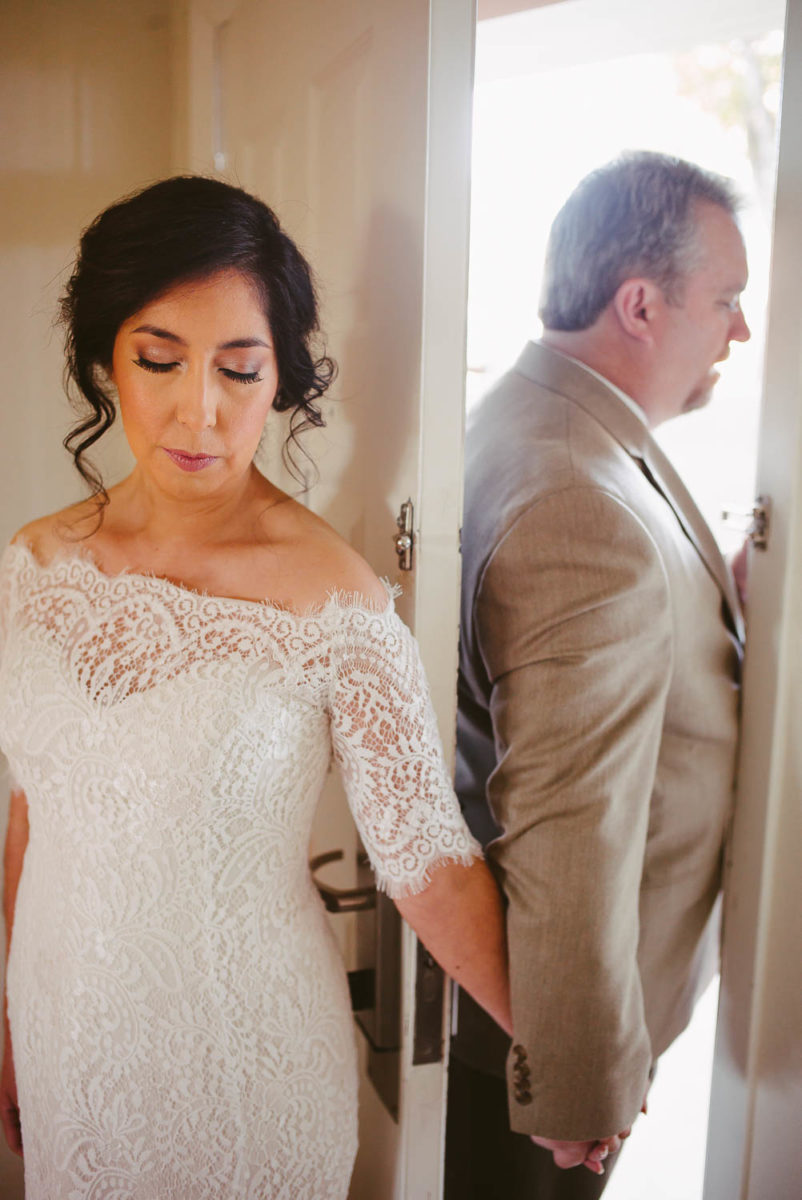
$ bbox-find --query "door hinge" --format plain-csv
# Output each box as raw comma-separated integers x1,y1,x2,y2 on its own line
721,495,771,550
394,499,415,571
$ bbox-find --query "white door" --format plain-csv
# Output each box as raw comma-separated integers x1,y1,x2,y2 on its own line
173,2,475,1196
704,0,802,1195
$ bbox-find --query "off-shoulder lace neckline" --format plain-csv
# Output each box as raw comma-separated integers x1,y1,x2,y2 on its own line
4,539,400,620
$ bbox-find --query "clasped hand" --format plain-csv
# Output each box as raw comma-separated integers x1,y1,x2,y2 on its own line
530,1131,629,1175
531,1094,647,1173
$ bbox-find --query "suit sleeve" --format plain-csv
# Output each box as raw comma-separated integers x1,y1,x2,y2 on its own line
475,485,673,1140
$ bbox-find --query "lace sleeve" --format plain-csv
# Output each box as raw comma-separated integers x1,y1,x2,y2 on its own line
329,603,481,898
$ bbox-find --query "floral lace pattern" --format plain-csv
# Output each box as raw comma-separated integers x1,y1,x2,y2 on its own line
0,543,479,1199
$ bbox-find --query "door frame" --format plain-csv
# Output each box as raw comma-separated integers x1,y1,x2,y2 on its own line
704,1,802,1195
398,0,476,1194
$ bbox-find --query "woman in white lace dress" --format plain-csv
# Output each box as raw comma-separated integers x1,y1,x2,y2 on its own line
0,177,511,1199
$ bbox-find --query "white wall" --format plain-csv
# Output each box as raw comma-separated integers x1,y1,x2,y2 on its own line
0,2,176,1190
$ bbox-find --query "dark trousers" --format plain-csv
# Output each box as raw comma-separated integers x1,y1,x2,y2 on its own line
445,1056,618,1200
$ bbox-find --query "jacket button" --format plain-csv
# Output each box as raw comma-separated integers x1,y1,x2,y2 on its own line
516,1088,533,1105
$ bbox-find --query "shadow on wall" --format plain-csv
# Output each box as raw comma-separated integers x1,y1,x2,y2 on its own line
0,0,175,544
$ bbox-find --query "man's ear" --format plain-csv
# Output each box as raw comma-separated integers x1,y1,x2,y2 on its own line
612,278,662,344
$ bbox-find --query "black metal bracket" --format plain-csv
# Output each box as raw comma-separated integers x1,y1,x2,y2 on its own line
412,943,445,1065
309,849,377,913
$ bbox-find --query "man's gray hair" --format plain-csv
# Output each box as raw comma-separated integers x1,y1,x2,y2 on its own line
539,151,740,332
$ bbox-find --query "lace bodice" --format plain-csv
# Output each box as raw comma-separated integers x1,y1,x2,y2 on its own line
0,541,479,1198
0,542,478,895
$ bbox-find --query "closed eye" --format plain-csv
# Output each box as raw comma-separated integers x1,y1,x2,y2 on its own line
134,355,176,374
133,357,262,384
219,368,262,384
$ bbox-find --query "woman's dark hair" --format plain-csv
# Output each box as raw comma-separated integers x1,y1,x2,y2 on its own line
60,175,335,501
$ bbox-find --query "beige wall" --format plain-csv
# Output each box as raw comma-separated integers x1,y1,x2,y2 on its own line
0,0,178,545
0,1,175,1190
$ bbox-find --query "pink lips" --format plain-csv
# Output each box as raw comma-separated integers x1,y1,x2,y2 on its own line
163,448,219,473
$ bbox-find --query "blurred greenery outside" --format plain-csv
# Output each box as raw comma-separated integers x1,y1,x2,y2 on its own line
674,33,782,214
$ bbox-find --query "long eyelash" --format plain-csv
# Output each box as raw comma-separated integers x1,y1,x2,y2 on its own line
132,357,262,385
220,368,262,385
134,356,175,374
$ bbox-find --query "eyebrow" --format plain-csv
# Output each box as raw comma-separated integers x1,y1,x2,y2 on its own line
131,324,271,350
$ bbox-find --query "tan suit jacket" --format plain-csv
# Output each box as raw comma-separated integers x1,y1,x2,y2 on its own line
454,341,742,1140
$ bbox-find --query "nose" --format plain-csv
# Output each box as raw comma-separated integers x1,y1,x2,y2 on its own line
731,305,751,344
176,368,217,431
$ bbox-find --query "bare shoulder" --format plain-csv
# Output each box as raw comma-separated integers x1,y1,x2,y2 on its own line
315,530,389,609
263,498,388,611
11,500,99,562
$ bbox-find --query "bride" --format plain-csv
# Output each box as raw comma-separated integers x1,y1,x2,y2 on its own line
0,175,510,1199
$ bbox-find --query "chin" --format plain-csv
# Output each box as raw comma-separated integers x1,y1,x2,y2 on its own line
680,390,713,416
680,374,720,415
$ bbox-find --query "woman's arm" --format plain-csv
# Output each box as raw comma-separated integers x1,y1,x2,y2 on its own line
2,787,29,1157
395,856,627,1178
394,857,512,1036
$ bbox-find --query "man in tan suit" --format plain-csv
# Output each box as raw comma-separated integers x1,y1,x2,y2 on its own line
446,152,749,1198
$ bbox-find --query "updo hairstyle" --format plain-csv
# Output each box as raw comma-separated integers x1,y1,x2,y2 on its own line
60,175,335,501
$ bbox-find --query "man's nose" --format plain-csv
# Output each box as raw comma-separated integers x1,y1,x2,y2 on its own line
176,370,217,430
731,306,751,343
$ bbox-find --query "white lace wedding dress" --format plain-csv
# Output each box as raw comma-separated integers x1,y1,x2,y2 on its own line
0,542,479,1199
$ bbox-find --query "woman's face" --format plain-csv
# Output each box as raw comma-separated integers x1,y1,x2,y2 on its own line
111,269,279,499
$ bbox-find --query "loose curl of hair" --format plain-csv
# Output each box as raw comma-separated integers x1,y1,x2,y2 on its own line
60,175,335,507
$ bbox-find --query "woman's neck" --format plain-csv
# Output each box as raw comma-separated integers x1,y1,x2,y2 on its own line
102,464,281,553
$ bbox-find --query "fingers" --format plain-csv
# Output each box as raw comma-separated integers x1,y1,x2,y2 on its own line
531,1137,598,1171
583,1133,626,1175
551,1143,593,1170
583,1149,606,1175
531,1131,626,1175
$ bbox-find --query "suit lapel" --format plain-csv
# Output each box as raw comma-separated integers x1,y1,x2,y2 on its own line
637,441,744,642
513,341,745,643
